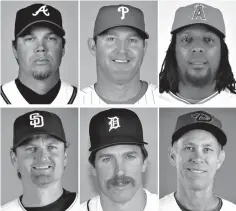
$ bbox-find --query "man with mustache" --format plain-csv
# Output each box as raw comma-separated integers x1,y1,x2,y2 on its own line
1,110,79,210
0,3,78,104
159,110,236,210
159,3,236,105
80,108,158,211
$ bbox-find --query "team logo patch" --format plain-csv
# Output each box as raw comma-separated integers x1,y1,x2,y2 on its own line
117,6,129,20
32,5,50,16
108,116,120,132
192,4,206,21
191,112,212,122
29,113,44,128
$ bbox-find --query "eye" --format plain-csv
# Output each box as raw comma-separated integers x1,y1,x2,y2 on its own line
47,145,57,150
129,38,138,43
24,36,35,42
181,37,192,43
26,147,37,153
46,36,57,41
204,148,213,153
184,147,194,151
102,157,113,163
106,36,115,42
125,154,136,160
204,37,214,43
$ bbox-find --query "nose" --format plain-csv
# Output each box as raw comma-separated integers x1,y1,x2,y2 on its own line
35,39,46,53
190,149,205,164
34,147,49,161
114,159,125,176
191,40,204,53
116,40,128,53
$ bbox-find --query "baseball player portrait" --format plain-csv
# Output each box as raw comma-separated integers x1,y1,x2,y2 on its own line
159,108,236,210
0,2,78,105
158,2,236,106
1,109,79,211
80,108,158,211
80,1,158,105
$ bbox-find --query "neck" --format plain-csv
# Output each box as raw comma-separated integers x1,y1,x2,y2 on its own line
100,187,146,211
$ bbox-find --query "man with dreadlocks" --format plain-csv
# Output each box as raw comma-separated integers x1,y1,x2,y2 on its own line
159,3,236,105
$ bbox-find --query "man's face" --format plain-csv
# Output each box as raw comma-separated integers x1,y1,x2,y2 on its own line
13,26,65,80
11,135,67,187
170,129,225,191
94,26,147,85
175,24,221,87
93,144,147,203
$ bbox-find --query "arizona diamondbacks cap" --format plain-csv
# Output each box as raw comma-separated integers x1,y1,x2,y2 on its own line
171,3,225,37
15,3,65,37
93,4,149,39
172,111,227,147
89,108,148,152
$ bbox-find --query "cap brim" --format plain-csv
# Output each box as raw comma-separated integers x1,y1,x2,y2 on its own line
172,122,227,146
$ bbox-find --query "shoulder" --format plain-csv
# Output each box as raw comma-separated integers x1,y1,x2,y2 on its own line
144,189,158,211
220,197,236,210
80,195,100,211
1,198,22,211
80,84,96,95
159,192,180,211
66,192,80,210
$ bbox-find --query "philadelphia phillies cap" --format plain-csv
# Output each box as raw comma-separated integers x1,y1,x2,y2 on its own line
89,109,147,152
13,110,66,149
93,4,149,39
15,3,65,37
171,3,225,37
172,111,227,147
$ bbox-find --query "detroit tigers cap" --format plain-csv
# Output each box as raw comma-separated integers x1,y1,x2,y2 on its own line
89,108,148,152
172,111,227,147
93,4,149,39
171,3,225,38
15,3,65,38
13,110,66,149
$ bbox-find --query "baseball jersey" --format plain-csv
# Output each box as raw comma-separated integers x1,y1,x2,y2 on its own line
80,189,158,211
80,83,158,105
158,89,236,106
159,192,236,211
0,80,78,105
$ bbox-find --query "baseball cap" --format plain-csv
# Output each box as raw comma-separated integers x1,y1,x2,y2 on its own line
171,3,225,37
13,110,66,149
93,4,149,39
15,3,65,38
89,108,147,152
172,111,227,147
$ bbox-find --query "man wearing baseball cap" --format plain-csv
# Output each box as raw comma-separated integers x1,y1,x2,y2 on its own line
80,109,158,211
159,3,236,105
0,3,78,105
159,110,236,210
80,4,158,105
1,110,80,211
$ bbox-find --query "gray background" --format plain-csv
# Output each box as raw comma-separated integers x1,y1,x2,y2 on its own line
1,1,78,87
80,1,158,89
80,107,158,203
159,108,236,204
1,108,78,205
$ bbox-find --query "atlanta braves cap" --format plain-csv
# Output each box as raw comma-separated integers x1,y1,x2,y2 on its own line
172,111,227,147
93,4,149,39
13,110,66,149
171,3,225,37
15,3,65,38
89,108,147,152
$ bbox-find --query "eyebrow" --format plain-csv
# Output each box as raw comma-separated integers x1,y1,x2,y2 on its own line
98,151,138,158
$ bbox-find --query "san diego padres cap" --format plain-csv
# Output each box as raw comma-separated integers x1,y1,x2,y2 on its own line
171,3,225,37
13,110,66,149
89,108,148,152
15,3,65,37
93,4,149,39
172,111,227,147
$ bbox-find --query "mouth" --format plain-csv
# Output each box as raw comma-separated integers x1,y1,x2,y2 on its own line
113,59,130,63
34,59,49,64
187,168,206,174
32,165,52,170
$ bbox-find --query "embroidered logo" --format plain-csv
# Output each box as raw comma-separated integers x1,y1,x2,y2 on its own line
191,112,212,122
32,5,50,16
117,6,129,20
108,116,120,132
29,113,44,128
192,4,206,20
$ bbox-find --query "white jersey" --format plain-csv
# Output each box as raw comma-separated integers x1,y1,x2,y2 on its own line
0,80,78,105
1,194,80,211
80,83,158,105
158,89,236,106
159,192,236,211
80,189,158,211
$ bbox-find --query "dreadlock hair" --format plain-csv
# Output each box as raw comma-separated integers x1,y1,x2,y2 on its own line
159,32,236,94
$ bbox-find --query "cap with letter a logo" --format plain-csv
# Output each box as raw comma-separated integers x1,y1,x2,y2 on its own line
13,110,66,149
89,108,148,152
14,3,65,37
171,3,225,37
93,4,149,39
172,110,227,147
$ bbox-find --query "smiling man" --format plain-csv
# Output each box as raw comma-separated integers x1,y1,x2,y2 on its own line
1,110,79,211
80,4,157,104
80,108,158,211
0,3,78,104
159,3,236,105
159,110,236,210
